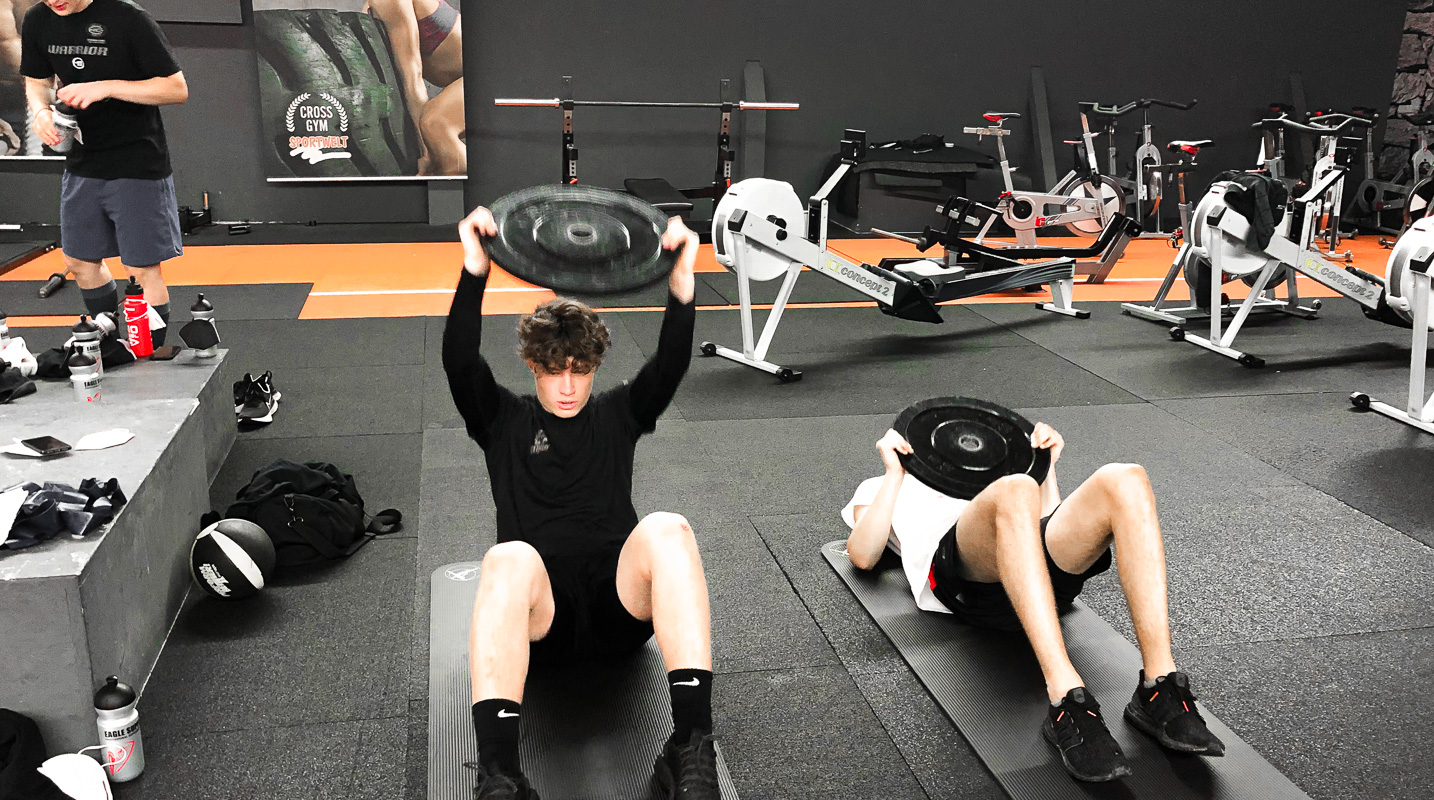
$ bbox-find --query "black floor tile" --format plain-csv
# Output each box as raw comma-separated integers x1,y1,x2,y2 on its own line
237,364,425,439
219,316,426,372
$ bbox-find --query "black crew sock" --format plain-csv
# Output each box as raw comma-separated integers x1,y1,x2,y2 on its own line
80,280,120,317
667,668,713,745
151,302,170,347
471,699,522,777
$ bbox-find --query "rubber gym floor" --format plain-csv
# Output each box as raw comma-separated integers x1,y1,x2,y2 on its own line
2,232,1431,799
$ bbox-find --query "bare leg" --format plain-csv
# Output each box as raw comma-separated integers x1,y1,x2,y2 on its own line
63,254,112,291
614,512,712,671
123,264,170,308
469,541,556,703
955,474,1082,702
419,78,467,177
1044,463,1177,679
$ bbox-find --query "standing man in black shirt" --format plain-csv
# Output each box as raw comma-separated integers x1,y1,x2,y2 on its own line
444,206,720,800
21,0,186,343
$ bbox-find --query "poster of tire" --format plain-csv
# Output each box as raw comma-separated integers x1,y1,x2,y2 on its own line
253,0,465,181
0,0,59,159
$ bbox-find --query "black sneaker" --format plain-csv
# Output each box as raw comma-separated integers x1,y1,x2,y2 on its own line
465,762,540,800
1042,687,1132,782
232,373,254,413
652,730,721,799
237,370,281,423
1125,670,1226,756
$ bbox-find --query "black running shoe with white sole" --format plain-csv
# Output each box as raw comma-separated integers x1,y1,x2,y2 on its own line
465,762,540,800
652,730,720,799
1125,670,1226,756
237,370,281,424
1042,687,1132,782
233,372,254,414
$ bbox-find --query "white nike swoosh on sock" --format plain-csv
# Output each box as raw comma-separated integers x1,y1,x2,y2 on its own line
496,710,519,718
672,678,701,687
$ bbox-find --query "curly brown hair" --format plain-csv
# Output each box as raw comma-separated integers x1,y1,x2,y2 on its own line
517,298,611,374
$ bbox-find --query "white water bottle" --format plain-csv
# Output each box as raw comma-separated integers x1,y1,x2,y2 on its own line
94,676,145,782
0,311,9,346
68,348,101,403
72,315,104,377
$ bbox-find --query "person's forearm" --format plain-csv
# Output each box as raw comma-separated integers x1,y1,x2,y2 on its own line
25,76,54,113
103,75,187,106
847,470,903,570
1040,466,1060,517
668,239,697,304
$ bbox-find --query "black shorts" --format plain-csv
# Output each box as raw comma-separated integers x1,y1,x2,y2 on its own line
528,547,654,665
928,508,1113,632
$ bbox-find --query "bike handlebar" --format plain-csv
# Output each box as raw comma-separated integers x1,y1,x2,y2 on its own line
1078,98,1196,116
1252,114,1373,135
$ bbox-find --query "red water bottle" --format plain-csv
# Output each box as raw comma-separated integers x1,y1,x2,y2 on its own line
123,277,152,358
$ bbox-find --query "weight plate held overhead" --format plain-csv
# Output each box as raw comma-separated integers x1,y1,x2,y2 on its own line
484,185,677,294
893,396,1051,500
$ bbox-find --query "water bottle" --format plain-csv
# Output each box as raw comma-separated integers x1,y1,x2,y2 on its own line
123,277,152,358
50,102,80,154
72,315,104,377
0,311,9,346
68,348,101,403
190,293,218,358
93,676,145,782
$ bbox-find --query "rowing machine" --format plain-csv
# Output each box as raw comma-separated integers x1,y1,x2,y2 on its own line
1351,222,1434,435
700,130,1088,382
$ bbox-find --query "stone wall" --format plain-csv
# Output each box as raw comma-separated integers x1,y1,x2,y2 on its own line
1384,1,1434,176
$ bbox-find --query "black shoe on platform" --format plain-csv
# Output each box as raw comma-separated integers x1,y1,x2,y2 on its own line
652,729,720,799
1125,670,1226,756
466,762,540,800
1042,687,1132,782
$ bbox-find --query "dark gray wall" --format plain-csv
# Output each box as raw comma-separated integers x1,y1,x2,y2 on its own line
462,0,1407,212
2,2,1409,229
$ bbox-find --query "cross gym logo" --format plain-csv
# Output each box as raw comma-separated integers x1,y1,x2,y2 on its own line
285,92,352,165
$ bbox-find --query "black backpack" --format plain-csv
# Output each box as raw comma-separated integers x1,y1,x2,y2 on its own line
214,460,402,569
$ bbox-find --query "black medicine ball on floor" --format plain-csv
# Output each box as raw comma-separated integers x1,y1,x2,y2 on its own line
190,518,277,600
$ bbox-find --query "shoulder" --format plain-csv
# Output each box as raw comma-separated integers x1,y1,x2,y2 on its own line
22,2,52,29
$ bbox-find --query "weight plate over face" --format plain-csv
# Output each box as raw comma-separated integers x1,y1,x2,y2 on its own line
485,185,677,294
893,396,1051,500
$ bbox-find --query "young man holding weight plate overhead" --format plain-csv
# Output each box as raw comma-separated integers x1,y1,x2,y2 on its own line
445,203,720,800
843,399,1224,783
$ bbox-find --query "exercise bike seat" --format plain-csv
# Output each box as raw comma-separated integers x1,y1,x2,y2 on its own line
1168,139,1214,155
624,178,695,215
1407,112,1434,126
982,112,1021,121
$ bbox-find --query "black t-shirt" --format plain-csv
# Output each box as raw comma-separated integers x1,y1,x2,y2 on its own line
442,269,696,562
19,0,180,179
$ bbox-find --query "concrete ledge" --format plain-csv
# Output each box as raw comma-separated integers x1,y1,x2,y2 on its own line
0,351,234,751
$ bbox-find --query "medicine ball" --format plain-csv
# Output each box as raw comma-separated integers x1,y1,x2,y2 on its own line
190,518,276,600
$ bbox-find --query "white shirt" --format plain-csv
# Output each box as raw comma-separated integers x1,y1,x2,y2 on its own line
841,474,969,614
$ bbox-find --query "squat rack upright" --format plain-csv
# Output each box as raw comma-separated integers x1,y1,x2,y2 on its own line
495,76,799,215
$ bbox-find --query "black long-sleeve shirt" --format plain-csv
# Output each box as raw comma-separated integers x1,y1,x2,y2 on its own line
442,269,696,559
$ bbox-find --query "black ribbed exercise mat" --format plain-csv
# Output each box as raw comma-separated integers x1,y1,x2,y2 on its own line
821,541,1310,800
429,563,740,800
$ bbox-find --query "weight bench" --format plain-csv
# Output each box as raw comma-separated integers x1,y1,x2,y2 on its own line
427,563,741,800
625,177,696,216
821,541,1311,800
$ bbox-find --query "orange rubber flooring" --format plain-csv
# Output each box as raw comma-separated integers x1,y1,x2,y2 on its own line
0,235,1393,326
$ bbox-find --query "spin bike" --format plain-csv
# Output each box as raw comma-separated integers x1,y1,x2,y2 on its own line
958,111,1124,246
1269,111,1371,262
700,130,1090,382
1078,98,1198,236
1161,154,1424,368
1355,111,1434,234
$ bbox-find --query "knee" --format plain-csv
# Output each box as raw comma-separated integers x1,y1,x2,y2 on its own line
1094,463,1150,500
419,103,454,142
989,473,1040,504
480,541,543,586
635,512,698,553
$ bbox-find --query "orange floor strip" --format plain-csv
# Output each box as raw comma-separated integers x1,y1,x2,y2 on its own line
1,235,1393,321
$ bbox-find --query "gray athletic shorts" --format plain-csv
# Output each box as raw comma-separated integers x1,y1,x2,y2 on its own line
60,172,183,267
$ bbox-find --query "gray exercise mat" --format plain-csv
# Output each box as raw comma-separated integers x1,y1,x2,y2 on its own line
429,563,740,800
821,541,1310,800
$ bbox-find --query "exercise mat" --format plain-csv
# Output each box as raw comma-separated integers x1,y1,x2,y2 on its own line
428,563,740,800
821,541,1310,800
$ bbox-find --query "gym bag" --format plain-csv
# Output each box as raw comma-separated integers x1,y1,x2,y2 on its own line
215,460,402,569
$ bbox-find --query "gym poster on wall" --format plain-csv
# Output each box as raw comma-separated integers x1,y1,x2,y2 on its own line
253,0,465,181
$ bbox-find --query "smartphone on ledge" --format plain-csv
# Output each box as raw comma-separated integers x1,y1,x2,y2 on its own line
149,345,182,361
20,436,72,457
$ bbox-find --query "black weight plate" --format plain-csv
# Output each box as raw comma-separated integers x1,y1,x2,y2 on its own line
484,185,677,295
893,396,1051,500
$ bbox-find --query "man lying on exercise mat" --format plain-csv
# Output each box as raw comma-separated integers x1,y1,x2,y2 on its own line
843,422,1224,783
445,207,718,800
